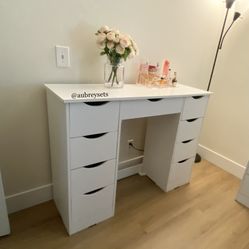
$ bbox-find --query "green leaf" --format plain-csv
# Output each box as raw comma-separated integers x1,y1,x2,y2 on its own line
104,47,109,54
122,48,130,61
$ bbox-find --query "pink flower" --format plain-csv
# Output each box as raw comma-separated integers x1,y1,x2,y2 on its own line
130,41,139,55
106,31,116,41
113,35,120,43
98,25,110,33
119,36,131,48
96,33,106,43
115,45,125,55
128,49,135,59
107,41,114,49
95,26,139,59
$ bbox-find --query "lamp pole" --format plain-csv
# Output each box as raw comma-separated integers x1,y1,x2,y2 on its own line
207,8,230,91
207,0,240,91
195,0,237,163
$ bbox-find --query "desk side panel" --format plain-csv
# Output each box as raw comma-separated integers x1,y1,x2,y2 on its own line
143,114,180,191
46,90,70,232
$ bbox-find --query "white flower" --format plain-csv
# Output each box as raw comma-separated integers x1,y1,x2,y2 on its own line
115,45,125,55
126,34,132,40
98,25,110,33
97,40,105,49
131,41,139,54
106,31,116,41
107,41,114,49
96,33,106,43
95,26,139,59
113,35,120,43
128,49,135,59
120,36,131,48
129,44,139,55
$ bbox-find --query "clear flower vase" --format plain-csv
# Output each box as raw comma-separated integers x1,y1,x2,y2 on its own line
104,62,124,88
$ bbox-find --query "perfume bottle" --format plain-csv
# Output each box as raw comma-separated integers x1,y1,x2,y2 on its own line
167,68,172,85
161,59,170,78
172,72,177,87
137,62,148,85
148,65,157,86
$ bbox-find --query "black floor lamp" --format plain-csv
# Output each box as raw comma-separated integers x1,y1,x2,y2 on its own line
195,0,245,163
207,0,241,91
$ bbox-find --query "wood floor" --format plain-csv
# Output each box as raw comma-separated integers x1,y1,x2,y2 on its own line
1,160,249,249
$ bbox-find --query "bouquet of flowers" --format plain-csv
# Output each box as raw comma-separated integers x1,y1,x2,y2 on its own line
95,25,138,87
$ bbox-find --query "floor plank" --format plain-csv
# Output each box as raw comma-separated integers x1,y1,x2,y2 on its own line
1,160,249,249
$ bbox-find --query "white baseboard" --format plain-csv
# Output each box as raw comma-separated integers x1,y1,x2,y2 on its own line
5,184,52,214
198,144,246,179
4,148,246,214
118,155,144,170
118,164,142,180
4,156,144,214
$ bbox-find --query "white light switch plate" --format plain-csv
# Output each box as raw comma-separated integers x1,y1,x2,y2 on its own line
55,45,70,68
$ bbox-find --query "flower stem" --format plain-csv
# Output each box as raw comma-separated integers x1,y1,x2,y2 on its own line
107,64,120,86
113,66,119,86
108,69,113,82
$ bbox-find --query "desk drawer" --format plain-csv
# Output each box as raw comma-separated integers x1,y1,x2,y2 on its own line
71,159,116,194
71,184,114,233
120,98,183,120
181,96,209,120
176,118,203,142
168,157,194,190
70,132,117,169
173,138,198,163
70,102,119,137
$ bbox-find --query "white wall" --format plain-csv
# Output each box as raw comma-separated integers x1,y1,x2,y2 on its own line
0,0,228,200
199,12,249,171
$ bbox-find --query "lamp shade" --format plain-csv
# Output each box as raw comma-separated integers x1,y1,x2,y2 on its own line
226,0,236,8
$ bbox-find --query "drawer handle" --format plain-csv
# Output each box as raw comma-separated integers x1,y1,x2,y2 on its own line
186,118,198,122
84,133,107,139
84,161,106,168
178,158,190,164
147,98,163,102
192,96,204,99
84,187,104,195
182,139,194,144
84,101,109,106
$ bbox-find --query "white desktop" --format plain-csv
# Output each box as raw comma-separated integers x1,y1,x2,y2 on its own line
45,83,211,235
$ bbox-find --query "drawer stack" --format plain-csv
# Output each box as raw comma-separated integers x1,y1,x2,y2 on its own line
167,95,209,191
69,101,119,233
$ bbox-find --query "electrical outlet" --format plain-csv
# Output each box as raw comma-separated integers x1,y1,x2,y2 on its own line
55,45,70,68
128,139,134,148
128,139,134,144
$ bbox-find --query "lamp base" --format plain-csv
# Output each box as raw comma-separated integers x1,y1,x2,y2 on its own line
195,153,202,163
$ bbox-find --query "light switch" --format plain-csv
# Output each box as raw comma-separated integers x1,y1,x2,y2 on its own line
55,45,70,68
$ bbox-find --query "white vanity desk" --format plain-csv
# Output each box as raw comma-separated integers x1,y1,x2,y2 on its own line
45,83,210,235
